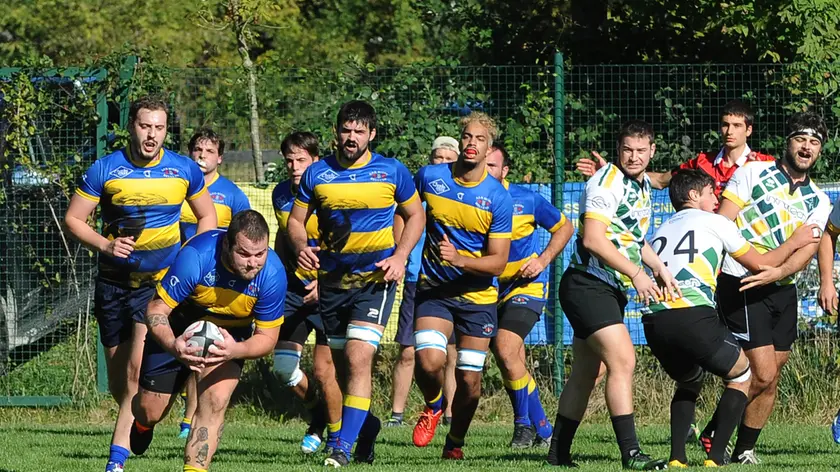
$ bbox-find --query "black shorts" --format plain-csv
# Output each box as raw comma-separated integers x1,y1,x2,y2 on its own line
138,308,250,394
414,290,497,338
278,283,327,346
497,296,543,339
559,268,628,340
643,306,742,383
319,281,396,341
394,282,455,346
717,273,798,351
94,279,156,348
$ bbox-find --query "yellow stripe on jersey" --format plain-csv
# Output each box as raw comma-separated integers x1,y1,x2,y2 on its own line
489,231,511,239
107,222,181,251
583,212,612,226
157,284,179,309
463,286,498,305
398,191,420,207
315,181,397,210
722,189,746,209
547,214,567,233
501,254,538,281
187,185,207,201
425,193,493,233
125,267,168,287
829,220,840,234
456,248,484,259
731,242,750,258
501,282,546,303
75,188,99,203
512,215,536,240
602,165,620,187
321,270,386,288
181,201,231,227
342,227,396,254
254,317,283,329
103,178,190,206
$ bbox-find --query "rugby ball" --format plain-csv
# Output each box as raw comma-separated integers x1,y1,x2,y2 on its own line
184,320,224,357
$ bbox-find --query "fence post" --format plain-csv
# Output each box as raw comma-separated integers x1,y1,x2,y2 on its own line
552,52,566,395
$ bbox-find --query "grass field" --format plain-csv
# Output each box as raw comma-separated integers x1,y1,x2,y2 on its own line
1,417,839,471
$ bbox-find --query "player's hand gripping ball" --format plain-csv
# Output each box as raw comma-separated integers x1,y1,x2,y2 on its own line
184,320,224,357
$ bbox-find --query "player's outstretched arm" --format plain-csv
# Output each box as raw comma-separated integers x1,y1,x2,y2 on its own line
519,216,574,279
64,194,136,258
187,190,218,235
717,197,741,221
440,234,510,276
818,227,840,315
207,326,280,364
144,297,205,371
740,240,822,292
575,151,606,178
647,171,672,189
641,240,681,301
377,198,426,282
735,224,822,274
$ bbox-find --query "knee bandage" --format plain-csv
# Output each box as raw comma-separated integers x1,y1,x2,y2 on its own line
456,348,487,372
346,324,383,349
414,329,448,354
725,364,752,384
274,349,304,387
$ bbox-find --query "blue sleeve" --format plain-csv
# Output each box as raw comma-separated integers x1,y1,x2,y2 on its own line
295,166,315,206
233,187,251,214
156,245,203,308
76,159,104,201
185,160,206,200
414,165,426,197
395,161,419,205
489,190,513,237
252,260,287,329
533,192,566,233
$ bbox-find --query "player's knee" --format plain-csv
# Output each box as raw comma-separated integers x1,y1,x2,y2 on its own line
274,349,305,387
677,368,704,394
398,345,416,365
457,370,483,398
312,353,335,384
456,348,487,374
132,390,166,425
750,367,776,392
346,323,383,351
201,390,230,416
724,363,752,387
603,353,635,376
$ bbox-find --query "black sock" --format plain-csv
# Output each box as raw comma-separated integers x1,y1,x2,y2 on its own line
733,424,762,457
390,411,404,421
611,413,640,461
548,414,580,464
709,388,748,464
670,387,699,463
701,406,719,438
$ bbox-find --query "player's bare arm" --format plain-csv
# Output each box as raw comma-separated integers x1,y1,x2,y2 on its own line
206,326,280,365
717,197,741,221
518,217,574,279
740,239,822,291
641,240,681,301
576,150,669,188
288,202,319,270
144,297,205,370
64,194,136,258
376,198,425,282
735,223,822,274
440,233,509,276
581,218,662,304
187,190,219,235
818,226,840,315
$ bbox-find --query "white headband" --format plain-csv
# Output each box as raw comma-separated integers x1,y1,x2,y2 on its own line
786,127,824,143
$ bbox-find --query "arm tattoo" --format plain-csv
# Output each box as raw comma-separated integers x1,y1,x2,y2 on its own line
145,313,170,328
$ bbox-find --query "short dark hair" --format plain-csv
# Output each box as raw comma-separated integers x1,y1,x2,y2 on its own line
617,120,654,145
491,143,511,168
226,210,269,246
786,111,827,143
720,100,754,127
281,131,320,158
129,96,169,123
188,127,225,156
336,100,377,132
669,169,715,211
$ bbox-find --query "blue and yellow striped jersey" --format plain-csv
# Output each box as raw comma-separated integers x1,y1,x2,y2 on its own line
180,173,250,241
294,151,419,288
75,148,206,288
156,230,286,330
415,163,513,305
498,180,567,304
272,179,320,285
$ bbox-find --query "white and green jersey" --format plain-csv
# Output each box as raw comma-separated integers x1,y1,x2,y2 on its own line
569,163,652,291
720,160,830,285
646,209,750,313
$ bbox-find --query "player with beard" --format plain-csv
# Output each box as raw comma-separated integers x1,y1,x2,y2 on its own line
64,97,216,472
704,112,831,464
177,127,250,439
271,132,342,454
484,144,574,448
411,112,513,460
128,211,286,472
548,120,679,470
288,100,426,467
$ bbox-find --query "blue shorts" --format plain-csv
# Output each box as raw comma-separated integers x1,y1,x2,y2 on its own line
93,279,156,348
279,280,327,346
319,281,396,341
139,307,251,394
395,282,455,346
414,290,497,339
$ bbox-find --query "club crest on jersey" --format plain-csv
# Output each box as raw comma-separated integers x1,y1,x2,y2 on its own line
513,203,525,215
369,170,388,181
162,167,180,178
245,281,259,296
211,192,226,204
109,166,132,179
481,323,495,336
511,295,528,305
475,195,492,210
317,169,339,183
429,178,451,195
203,269,218,286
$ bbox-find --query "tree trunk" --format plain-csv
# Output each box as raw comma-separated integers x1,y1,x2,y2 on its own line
236,22,265,184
